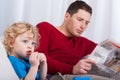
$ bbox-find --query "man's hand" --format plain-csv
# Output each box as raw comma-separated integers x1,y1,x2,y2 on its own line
72,58,95,74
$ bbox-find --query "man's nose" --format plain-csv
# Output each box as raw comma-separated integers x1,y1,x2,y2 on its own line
80,22,86,30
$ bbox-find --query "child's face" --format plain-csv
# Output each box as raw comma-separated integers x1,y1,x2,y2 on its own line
10,31,37,58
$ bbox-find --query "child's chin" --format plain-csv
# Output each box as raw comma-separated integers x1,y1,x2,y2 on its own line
26,55,30,58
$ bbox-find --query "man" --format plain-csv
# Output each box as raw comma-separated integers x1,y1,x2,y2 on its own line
36,1,116,80
36,0,97,75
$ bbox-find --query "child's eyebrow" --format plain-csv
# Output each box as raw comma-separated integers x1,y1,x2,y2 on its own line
24,37,33,39
24,37,37,42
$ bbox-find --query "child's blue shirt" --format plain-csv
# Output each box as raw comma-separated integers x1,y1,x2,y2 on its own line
8,56,40,80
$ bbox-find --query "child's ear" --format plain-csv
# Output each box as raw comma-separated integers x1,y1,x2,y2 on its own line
8,39,14,48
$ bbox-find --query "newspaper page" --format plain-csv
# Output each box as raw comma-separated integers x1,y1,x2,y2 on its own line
88,39,120,74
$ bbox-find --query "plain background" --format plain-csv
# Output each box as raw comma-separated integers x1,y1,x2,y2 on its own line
0,0,120,44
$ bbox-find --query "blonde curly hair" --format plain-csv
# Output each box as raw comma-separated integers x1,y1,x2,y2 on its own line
4,22,40,53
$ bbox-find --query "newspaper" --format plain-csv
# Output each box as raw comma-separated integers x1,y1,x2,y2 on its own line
88,39,120,74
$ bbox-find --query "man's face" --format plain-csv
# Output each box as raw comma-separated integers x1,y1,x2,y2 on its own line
65,9,91,37
10,31,37,58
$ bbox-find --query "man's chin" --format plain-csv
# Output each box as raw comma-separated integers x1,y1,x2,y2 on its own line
75,34,81,37
74,32,81,36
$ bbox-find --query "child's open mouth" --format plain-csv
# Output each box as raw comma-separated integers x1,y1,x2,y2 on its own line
27,50,32,56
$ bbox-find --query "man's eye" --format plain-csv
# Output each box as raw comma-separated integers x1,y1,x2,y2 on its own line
78,18,82,21
85,21,89,25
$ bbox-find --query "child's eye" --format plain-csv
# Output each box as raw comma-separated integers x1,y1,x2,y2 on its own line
22,40,28,43
31,42,36,46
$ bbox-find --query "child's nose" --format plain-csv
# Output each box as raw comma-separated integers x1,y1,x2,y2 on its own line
27,45,32,49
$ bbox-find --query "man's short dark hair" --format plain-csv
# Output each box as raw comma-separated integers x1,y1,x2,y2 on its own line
66,0,92,16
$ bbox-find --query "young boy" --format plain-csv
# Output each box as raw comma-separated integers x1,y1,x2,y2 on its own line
3,22,47,80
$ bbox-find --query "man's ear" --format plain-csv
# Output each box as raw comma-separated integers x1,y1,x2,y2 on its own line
64,12,71,20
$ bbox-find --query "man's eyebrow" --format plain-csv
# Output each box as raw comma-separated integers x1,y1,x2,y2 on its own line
77,17,90,23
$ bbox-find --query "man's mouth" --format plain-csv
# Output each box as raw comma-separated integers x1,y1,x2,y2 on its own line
77,30,82,34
